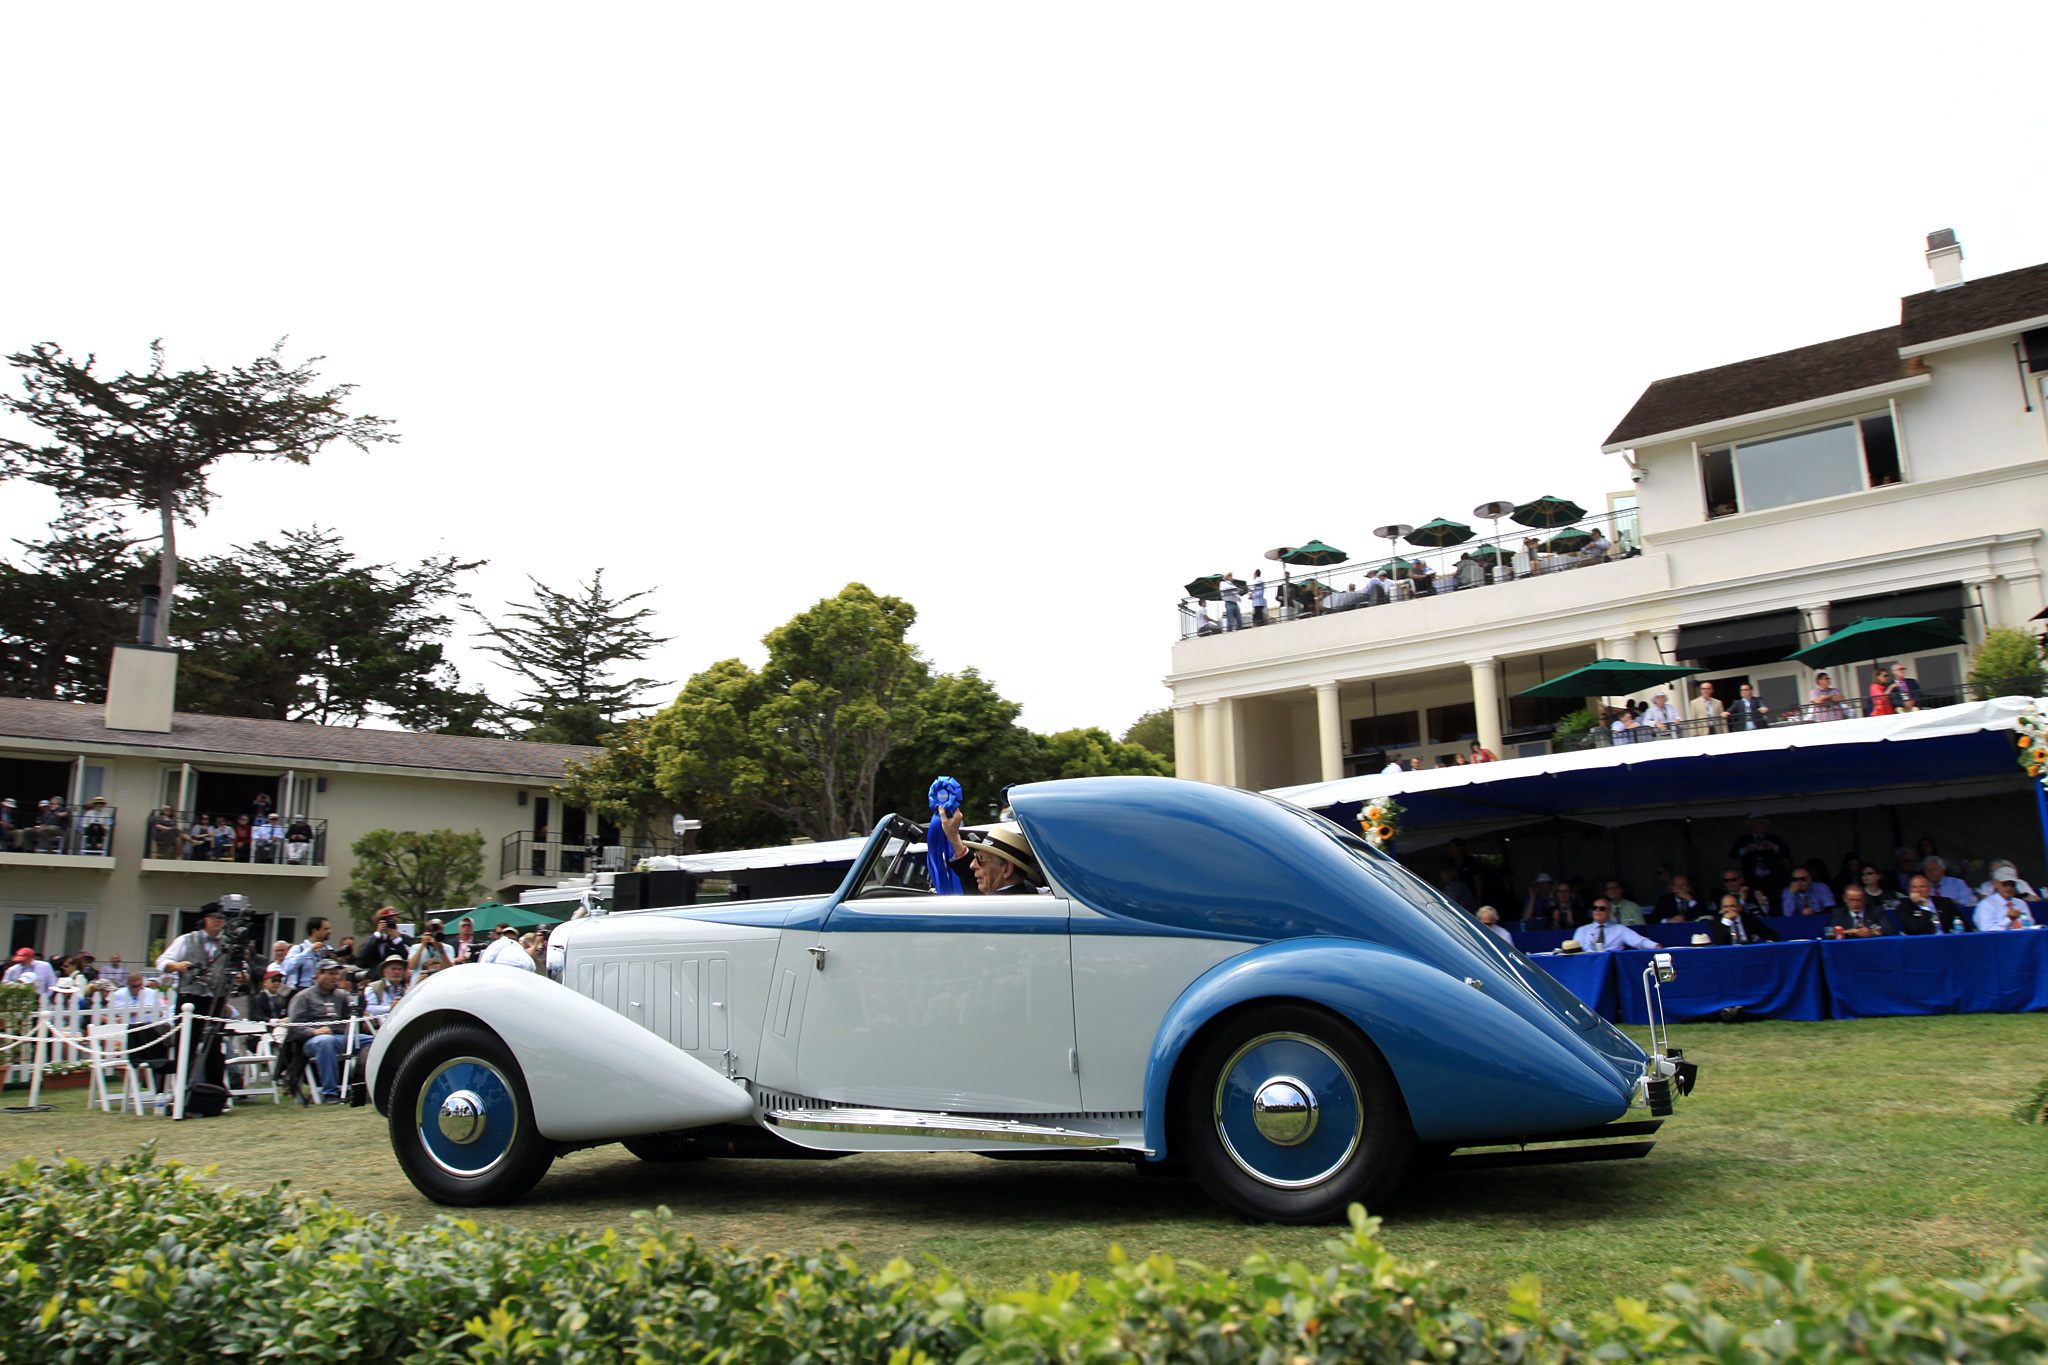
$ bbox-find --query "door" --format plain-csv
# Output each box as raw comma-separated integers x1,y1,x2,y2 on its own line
1749,668,1803,723
794,891,1081,1113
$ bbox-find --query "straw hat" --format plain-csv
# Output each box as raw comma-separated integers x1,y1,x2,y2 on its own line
962,824,1041,882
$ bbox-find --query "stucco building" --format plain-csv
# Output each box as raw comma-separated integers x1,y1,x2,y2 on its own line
0,643,630,962
1168,232,2048,787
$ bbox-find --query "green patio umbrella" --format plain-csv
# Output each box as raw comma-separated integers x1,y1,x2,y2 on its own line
462,900,570,930
1785,616,1965,670
1405,517,1474,549
1543,528,1593,553
1511,494,1587,529
1515,658,1700,699
1464,543,1513,561
1382,556,1418,579
1183,573,1226,601
1279,540,1347,567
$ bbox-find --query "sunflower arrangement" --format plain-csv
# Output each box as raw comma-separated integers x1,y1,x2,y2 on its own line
2017,699,2048,785
1360,797,1404,851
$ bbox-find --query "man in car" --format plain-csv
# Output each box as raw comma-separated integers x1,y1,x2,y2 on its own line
957,825,1043,895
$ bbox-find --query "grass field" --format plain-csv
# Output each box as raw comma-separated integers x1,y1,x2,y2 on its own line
5,1014,2045,1317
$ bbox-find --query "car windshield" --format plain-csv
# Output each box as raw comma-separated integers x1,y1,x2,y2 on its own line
847,816,925,898
1271,803,1603,1031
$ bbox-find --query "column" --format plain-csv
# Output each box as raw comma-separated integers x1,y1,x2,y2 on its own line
1200,701,1225,786
1600,635,1636,662
1962,578,1998,650
1313,681,1344,782
2003,571,2044,629
1172,704,1200,781
1652,628,1688,719
1467,658,1502,759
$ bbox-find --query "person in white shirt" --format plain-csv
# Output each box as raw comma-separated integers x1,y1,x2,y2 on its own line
1571,902,1660,952
1921,856,1974,905
477,924,536,970
251,815,283,864
1976,861,2038,900
1248,571,1268,627
1579,531,1611,564
4,947,59,998
104,971,166,1025
361,956,410,1018
1975,880,2038,932
1474,906,1514,946
1639,693,1681,733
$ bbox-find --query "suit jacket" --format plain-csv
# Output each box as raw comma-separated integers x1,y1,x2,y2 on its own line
1829,903,1888,936
1705,911,1779,945
1724,697,1771,730
1891,895,1962,936
1652,892,1708,922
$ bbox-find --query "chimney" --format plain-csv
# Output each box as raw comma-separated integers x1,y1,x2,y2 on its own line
105,588,179,733
1925,228,1964,290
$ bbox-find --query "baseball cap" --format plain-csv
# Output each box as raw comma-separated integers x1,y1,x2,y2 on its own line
263,966,284,978
11,947,33,962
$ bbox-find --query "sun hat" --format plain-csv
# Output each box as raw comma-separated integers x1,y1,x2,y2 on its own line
962,824,1041,880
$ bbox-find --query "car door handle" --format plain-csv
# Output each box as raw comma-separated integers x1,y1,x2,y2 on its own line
807,946,829,970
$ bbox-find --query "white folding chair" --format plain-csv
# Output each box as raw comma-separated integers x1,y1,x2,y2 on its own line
86,1023,148,1115
223,1021,281,1105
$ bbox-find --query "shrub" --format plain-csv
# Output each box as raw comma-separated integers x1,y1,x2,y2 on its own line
1551,707,1598,736
1969,626,2047,700
4,1146,2048,1364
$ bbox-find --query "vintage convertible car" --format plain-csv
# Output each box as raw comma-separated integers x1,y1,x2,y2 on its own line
368,776,1692,1222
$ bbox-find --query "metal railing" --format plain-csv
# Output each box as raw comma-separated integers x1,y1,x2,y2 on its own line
143,811,329,866
4,806,116,857
1553,676,2043,752
499,831,687,881
1178,509,1642,640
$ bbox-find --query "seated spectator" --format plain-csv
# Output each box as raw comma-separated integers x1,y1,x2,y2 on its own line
1570,901,1658,952
1610,709,1642,744
1194,601,1220,635
1653,874,1708,922
1521,537,1543,574
1579,530,1610,564
1468,740,1498,763
1881,846,1920,895
1974,879,2038,932
1977,860,2038,900
1474,906,1513,946
1436,866,1476,911
287,960,368,1104
1600,880,1646,924
250,814,281,863
363,956,410,1017
1521,873,1559,929
284,816,316,864
248,967,292,1025
78,798,113,854
1830,886,1888,938
33,797,71,853
1706,894,1779,945
231,814,253,862
1891,875,1964,935
104,970,165,1024
1733,881,1772,916
0,797,19,850
1921,856,1972,904
1409,563,1437,596
1835,854,1865,895
1780,868,1835,915
186,813,211,860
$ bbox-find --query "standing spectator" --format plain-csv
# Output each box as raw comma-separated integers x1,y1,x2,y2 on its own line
335,935,356,960
146,807,186,859
1922,857,1972,905
1867,667,1896,717
281,919,333,992
1725,683,1771,731
1521,537,1543,575
1610,709,1642,744
478,923,535,970
1218,572,1243,631
1436,866,1477,911
1729,815,1794,906
287,960,366,1104
1468,740,1497,763
1808,672,1847,722
1974,879,2036,932
78,798,114,854
407,921,454,983
251,791,273,824
4,947,58,998
1780,869,1834,915
1640,692,1681,735
448,916,482,963
355,911,412,971
1887,662,1922,711
1690,680,1726,732
1249,570,1268,627
1830,886,1889,938
284,815,315,864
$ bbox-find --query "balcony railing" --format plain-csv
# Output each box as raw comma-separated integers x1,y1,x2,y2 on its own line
144,811,329,866
1177,509,1641,641
499,831,688,882
4,806,116,857
1553,676,2042,752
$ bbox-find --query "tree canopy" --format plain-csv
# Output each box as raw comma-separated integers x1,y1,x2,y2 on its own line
338,828,491,934
1122,707,1175,761
474,570,668,745
0,340,396,643
0,506,153,702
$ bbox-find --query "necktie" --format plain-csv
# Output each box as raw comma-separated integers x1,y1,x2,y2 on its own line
1597,924,1607,948
1730,918,1744,943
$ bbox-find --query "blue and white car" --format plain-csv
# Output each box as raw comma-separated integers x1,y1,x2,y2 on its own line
369,776,1690,1222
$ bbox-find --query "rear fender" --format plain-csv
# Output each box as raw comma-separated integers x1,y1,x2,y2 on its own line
1142,938,1632,1157
367,965,754,1142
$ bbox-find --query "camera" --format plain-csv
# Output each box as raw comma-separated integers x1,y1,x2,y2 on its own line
198,893,260,996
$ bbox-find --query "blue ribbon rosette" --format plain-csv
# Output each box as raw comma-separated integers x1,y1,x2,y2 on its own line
927,775,963,895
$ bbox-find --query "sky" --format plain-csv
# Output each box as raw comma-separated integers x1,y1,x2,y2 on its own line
2,4,2044,738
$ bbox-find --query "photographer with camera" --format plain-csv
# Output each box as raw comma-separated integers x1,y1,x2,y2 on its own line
156,899,246,1114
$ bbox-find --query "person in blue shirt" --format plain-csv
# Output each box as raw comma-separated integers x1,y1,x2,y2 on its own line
1571,902,1659,952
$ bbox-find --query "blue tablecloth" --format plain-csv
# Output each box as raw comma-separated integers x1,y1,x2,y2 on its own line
1821,931,2048,1019
1528,931,2048,1023
1512,915,1827,954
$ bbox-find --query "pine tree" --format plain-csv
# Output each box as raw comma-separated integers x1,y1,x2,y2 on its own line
475,571,668,745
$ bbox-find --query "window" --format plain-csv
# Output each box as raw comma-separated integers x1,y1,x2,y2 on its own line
1427,702,1478,744
1349,712,1420,752
1701,414,1900,517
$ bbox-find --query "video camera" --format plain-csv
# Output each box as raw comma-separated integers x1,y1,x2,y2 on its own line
196,893,260,998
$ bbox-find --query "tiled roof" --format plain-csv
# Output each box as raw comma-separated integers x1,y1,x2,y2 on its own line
0,697,599,780
1604,327,1926,448
1898,260,2048,350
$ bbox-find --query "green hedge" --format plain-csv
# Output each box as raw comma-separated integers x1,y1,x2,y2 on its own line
4,1147,2047,1364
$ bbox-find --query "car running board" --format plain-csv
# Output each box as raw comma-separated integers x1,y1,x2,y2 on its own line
763,1106,1120,1149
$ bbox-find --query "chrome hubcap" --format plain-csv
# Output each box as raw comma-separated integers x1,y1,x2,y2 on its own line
1251,1077,1317,1145
437,1089,487,1145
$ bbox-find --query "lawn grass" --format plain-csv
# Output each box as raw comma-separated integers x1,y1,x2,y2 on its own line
5,1013,2044,1317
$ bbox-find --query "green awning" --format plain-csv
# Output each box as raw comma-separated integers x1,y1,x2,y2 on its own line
1515,658,1700,699
1785,616,1966,670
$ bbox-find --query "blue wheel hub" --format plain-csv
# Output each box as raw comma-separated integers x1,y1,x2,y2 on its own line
415,1057,519,1177
1213,1032,1362,1188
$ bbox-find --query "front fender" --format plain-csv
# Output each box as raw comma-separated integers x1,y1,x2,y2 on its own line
1142,938,1633,1156
367,965,754,1142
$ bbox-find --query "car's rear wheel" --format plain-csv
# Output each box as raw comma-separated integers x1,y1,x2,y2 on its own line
389,1023,554,1205
1179,1004,1413,1223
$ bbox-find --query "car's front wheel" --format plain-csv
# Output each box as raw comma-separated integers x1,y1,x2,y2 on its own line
389,1023,555,1205
1179,1004,1413,1223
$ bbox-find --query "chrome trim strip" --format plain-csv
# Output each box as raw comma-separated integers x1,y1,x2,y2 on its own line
764,1107,1119,1147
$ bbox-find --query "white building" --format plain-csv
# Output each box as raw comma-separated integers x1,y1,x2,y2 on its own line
1168,232,2048,789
